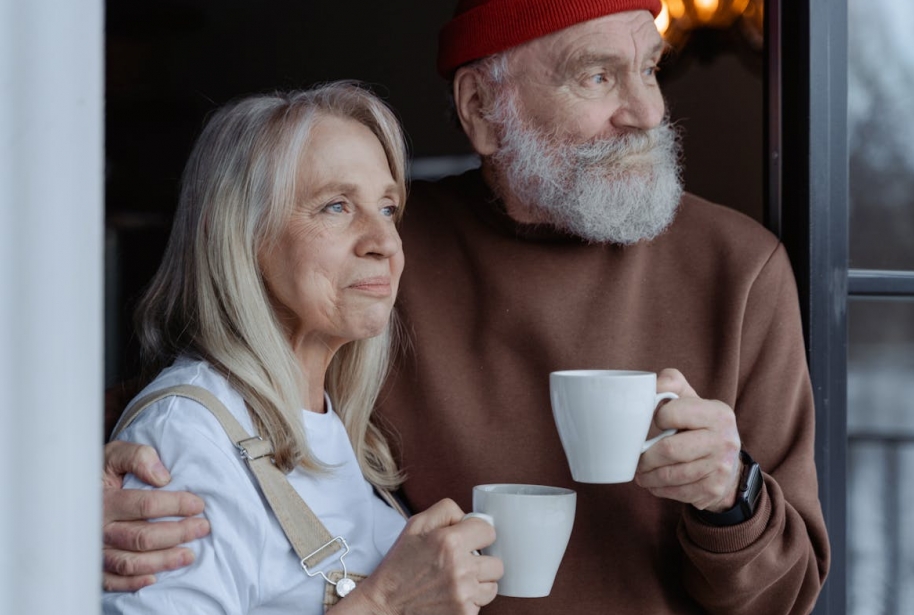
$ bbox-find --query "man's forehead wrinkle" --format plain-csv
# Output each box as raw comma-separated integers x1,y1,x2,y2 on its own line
533,33,618,82
511,39,565,85
510,12,662,83
555,44,643,81
566,30,658,74
631,17,665,57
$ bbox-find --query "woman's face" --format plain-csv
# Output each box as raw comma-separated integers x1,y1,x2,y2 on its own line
260,115,404,355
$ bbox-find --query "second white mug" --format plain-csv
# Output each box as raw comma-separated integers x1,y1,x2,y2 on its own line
550,369,678,483
470,484,576,598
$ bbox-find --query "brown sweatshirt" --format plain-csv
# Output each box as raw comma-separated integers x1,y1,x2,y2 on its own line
377,169,830,615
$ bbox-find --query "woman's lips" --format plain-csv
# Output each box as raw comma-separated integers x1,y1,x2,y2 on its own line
348,276,393,296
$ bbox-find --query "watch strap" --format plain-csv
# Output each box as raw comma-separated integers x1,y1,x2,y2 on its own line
695,449,762,527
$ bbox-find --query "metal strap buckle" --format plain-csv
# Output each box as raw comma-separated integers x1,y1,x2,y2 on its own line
301,536,356,597
234,436,270,461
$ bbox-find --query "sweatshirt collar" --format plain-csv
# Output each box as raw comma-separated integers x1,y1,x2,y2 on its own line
460,169,592,244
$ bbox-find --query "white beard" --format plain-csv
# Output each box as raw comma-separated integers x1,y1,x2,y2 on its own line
487,94,684,245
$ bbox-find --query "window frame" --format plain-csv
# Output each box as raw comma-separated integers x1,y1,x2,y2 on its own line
770,1,914,613
768,1,849,613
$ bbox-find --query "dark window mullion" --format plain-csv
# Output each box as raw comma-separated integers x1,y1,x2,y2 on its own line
775,1,849,614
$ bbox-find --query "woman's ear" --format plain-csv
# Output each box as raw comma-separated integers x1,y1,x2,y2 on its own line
453,67,499,157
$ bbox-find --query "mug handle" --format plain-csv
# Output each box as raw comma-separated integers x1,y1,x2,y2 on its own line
641,392,679,453
462,512,495,555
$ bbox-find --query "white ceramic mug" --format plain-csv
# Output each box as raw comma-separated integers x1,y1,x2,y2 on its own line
550,370,679,483
468,484,576,598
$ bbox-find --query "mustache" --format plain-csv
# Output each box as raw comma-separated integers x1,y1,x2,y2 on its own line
566,122,680,169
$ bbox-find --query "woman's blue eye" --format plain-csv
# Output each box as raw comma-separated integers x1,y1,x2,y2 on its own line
381,205,398,218
591,73,607,84
324,202,345,213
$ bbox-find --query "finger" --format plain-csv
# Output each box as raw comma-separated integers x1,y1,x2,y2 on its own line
637,448,742,509
102,571,156,593
104,487,205,524
103,517,210,552
654,397,737,434
639,421,740,474
103,544,196,579
642,471,738,511
637,454,718,489
104,441,171,488
638,427,719,471
474,554,504,583
474,581,499,607
407,498,465,534
456,516,497,552
639,476,709,507
656,368,698,398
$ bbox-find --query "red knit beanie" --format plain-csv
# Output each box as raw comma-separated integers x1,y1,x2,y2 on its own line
437,0,662,78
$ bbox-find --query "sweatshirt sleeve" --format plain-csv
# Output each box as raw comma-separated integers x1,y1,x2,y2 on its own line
677,242,831,615
101,396,269,614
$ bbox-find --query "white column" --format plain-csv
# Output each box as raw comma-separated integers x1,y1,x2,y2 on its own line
0,0,104,613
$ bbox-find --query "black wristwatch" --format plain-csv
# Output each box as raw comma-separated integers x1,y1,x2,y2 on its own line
695,449,763,527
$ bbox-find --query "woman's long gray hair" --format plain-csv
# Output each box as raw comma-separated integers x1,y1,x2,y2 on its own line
135,82,407,486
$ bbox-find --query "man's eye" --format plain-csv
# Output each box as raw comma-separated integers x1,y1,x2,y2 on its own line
323,202,345,213
590,73,608,85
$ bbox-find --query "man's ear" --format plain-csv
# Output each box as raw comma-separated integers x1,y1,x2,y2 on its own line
453,67,499,156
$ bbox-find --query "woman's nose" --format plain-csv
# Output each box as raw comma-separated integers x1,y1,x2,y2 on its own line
356,212,401,258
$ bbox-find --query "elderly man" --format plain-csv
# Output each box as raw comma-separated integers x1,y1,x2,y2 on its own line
103,1,830,613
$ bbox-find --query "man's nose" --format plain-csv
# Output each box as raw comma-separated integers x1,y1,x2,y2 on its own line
610,75,665,132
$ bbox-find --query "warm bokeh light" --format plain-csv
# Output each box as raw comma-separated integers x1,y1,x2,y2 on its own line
693,0,720,20
667,0,687,19
655,2,671,36
656,0,764,51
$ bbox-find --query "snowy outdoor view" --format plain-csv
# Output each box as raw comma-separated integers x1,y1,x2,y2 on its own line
846,0,914,613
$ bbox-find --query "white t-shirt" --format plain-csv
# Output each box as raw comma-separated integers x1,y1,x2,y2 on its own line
102,357,407,614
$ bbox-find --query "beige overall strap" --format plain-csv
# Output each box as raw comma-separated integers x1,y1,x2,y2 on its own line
112,384,342,569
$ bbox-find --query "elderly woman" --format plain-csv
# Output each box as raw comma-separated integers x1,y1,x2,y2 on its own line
102,82,501,614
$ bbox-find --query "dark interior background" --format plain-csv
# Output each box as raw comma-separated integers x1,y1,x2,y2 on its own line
105,0,765,387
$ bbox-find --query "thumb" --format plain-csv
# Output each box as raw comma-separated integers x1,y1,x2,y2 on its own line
103,440,171,488
657,368,699,399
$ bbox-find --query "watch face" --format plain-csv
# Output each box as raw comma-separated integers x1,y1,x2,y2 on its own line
743,461,763,510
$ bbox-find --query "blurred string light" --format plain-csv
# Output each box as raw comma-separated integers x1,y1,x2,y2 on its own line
655,0,764,51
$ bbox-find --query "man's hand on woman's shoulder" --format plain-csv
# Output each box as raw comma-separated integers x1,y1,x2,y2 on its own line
102,440,211,592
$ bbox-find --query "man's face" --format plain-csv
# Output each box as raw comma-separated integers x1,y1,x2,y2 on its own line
480,10,682,245
508,10,666,143
484,11,682,244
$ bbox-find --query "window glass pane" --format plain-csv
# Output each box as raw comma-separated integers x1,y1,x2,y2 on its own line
847,0,914,270
847,298,914,614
